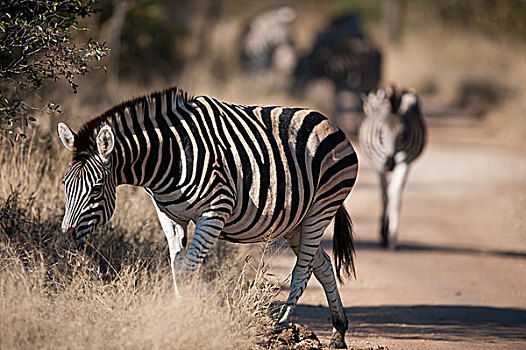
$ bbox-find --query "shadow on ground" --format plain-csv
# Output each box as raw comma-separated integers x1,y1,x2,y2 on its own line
318,239,526,259
293,304,526,342
357,239,526,259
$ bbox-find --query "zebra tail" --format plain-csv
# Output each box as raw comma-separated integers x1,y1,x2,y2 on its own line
333,205,356,283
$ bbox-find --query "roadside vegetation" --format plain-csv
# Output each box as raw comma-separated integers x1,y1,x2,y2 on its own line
0,139,281,349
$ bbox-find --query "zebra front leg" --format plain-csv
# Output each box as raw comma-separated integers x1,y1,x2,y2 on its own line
379,171,389,247
386,158,409,249
182,212,226,275
154,206,188,297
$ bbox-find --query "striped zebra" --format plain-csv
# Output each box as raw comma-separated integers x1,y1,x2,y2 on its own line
293,13,381,94
313,14,365,47
57,87,359,348
359,87,426,249
240,6,297,74
294,38,382,94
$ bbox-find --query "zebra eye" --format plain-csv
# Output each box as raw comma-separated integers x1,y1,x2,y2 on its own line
91,184,103,197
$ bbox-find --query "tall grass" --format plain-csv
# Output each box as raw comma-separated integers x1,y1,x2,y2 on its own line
0,138,279,350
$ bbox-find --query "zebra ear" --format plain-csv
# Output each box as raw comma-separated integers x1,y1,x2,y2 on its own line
57,122,76,151
96,125,115,160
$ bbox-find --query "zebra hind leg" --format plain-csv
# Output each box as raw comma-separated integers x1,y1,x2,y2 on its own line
313,248,349,348
275,223,324,330
286,235,349,348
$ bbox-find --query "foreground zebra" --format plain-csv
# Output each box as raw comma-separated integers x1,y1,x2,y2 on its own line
359,87,426,249
57,87,359,348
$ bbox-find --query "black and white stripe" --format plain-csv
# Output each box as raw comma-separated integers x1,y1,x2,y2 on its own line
359,87,426,248
58,87,359,348
240,6,297,74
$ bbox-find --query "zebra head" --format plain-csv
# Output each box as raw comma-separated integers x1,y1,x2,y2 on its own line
57,122,117,245
361,88,391,119
362,87,420,119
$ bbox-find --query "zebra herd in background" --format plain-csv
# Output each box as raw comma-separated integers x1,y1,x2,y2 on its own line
57,7,427,347
241,7,426,248
240,7,382,125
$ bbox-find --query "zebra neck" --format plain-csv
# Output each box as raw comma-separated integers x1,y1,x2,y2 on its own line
110,100,185,190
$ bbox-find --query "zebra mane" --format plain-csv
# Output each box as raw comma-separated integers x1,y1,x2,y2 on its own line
73,86,192,160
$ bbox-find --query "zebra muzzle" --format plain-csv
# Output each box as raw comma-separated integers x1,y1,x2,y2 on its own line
55,227,77,251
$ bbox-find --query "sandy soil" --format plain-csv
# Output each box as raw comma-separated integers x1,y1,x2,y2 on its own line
268,113,526,349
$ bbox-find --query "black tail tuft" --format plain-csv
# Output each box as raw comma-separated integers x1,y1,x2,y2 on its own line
333,205,356,283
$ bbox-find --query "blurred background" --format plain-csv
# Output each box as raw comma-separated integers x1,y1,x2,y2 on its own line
37,0,526,144
40,0,526,146
1,1,525,349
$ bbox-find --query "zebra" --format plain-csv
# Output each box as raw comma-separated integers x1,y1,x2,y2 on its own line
359,86,426,249
294,38,382,94
293,13,381,94
293,13,381,136
240,6,297,74
57,86,359,348
313,14,365,48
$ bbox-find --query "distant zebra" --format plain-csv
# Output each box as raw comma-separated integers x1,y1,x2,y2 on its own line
359,87,426,249
294,38,382,94
293,13,381,94
313,13,365,47
57,87,359,348
240,6,297,74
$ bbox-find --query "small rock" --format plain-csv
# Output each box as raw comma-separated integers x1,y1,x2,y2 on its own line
266,323,323,349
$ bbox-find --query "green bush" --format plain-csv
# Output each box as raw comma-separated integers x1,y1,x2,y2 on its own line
0,0,109,141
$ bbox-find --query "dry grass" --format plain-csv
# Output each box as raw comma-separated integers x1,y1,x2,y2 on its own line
0,140,280,350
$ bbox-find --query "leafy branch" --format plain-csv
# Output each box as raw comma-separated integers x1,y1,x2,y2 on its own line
0,0,110,141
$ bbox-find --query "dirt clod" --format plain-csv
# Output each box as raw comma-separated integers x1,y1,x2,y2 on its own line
266,323,323,349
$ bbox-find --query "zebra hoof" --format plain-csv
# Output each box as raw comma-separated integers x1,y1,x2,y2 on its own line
274,320,290,332
329,331,347,349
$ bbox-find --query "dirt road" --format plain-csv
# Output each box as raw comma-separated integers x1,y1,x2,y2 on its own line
269,116,526,349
